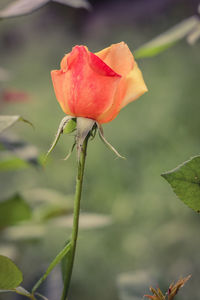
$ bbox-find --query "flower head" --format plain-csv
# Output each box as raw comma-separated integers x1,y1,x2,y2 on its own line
51,42,147,124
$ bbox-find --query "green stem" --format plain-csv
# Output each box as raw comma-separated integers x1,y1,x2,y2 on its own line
61,135,89,300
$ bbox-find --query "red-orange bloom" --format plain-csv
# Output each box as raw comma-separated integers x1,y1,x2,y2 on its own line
51,42,147,124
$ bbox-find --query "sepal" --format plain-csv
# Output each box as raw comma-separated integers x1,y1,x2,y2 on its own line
44,116,73,164
97,124,125,159
76,117,95,161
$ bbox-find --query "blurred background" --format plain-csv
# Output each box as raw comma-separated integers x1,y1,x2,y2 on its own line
0,0,200,299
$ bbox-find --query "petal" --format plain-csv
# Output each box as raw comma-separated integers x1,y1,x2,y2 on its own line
96,42,134,76
120,61,148,109
96,77,127,123
61,46,121,120
51,70,73,116
97,62,147,124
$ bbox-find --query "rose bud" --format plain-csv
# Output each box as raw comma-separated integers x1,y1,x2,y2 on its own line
51,42,147,124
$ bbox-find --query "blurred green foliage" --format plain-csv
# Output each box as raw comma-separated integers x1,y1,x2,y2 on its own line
0,1,200,300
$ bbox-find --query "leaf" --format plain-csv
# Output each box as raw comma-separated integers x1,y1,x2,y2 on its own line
52,0,91,10
0,115,32,134
0,194,32,228
161,155,200,212
0,156,29,171
0,0,49,19
0,0,91,19
32,241,71,293
0,255,23,290
0,134,40,168
135,16,199,59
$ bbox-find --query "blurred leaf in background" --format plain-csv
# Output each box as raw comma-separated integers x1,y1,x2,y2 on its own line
0,194,32,228
0,0,91,19
0,115,32,134
0,134,41,171
135,16,200,59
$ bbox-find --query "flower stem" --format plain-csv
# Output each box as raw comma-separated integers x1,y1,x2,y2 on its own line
61,135,89,300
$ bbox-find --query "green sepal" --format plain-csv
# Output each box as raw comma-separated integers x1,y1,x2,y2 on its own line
76,117,95,161
44,116,72,163
97,124,125,159
63,119,76,134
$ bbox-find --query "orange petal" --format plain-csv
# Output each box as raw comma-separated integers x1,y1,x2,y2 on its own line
96,77,127,123
96,42,134,76
97,62,147,124
52,46,121,120
120,61,148,109
51,70,73,116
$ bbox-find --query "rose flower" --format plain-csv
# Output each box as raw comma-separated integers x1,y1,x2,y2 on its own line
51,42,147,124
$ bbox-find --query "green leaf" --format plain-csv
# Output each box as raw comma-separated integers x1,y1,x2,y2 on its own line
0,255,23,290
0,115,33,134
0,194,32,228
0,156,29,171
0,0,49,19
162,155,200,212
135,16,199,59
32,241,71,293
0,135,40,169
